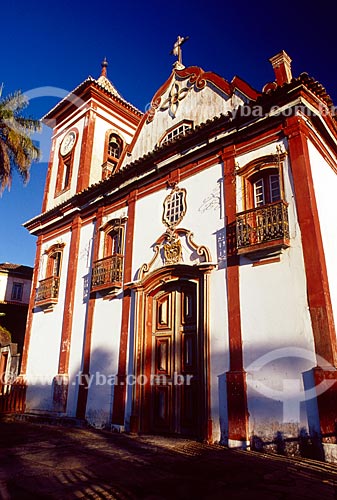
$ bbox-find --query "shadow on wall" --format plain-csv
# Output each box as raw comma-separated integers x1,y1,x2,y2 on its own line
23,346,119,430
250,428,325,461
213,345,328,461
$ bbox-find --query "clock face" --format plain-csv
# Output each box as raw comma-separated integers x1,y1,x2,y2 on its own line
60,131,76,156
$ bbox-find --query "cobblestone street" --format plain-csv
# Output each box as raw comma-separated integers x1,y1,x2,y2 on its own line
1,419,337,499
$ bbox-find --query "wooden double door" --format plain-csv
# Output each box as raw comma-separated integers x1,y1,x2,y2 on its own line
141,280,201,437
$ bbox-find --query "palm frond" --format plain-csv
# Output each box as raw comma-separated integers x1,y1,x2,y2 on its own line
0,140,12,191
0,90,28,113
0,88,41,193
14,116,41,133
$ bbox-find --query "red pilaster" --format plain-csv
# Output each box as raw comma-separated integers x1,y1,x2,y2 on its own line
53,214,82,412
285,116,337,366
285,116,337,440
112,190,137,425
58,215,82,373
222,147,249,443
76,207,103,419
76,109,96,193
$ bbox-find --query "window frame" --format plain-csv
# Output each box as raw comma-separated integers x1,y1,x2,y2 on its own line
162,187,187,228
159,120,193,146
100,217,127,260
238,154,286,211
44,243,65,279
102,130,124,179
11,282,23,301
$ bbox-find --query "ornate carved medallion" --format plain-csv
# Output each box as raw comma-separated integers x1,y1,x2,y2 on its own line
163,235,183,265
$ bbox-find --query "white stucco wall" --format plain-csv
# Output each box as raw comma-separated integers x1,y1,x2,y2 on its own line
85,293,123,428
82,206,128,427
25,231,72,411
309,139,337,335
0,274,6,302
66,221,94,416
46,115,86,211
236,142,317,441
89,102,137,186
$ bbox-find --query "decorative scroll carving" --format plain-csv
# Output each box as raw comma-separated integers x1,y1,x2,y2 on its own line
138,228,212,280
146,67,216,124
185,229,212,263
139,244,161,279
159,82,190,118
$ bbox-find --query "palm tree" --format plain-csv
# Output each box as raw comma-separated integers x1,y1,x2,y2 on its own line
0,88,41,193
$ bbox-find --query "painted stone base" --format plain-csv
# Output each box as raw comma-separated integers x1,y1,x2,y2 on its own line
322,443,337,463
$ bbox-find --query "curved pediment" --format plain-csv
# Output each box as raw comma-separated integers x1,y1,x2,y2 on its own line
120,66,259,168
137,227,213,281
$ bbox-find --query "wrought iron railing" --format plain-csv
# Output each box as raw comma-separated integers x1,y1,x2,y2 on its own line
91,254,124,290
236,201,289,251
36,276,60,304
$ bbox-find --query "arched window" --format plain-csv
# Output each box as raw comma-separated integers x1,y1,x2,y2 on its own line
235,153,289,255
107,134,123,159
55,130,77,195
104,225,124,257
46,249,62,278
91,219,126,293
238,154,285,211
160,120,193,146
102,132,124,179
35,243,65,306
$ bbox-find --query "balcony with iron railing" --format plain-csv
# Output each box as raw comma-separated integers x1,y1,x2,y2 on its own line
91,254,124,293
35,276,60,307
235,201,290,257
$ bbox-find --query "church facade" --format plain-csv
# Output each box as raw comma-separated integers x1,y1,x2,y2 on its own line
21,48,337,461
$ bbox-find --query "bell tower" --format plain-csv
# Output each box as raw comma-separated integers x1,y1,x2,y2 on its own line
41,60,142,213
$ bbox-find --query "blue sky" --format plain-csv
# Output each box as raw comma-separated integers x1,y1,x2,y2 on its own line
1,0,337,267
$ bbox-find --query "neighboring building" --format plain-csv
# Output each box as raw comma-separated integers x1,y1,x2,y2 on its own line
0,263,33,364
21,47,337,462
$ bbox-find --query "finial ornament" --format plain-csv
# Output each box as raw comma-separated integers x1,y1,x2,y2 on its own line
101,57,108,77
170,35,189,67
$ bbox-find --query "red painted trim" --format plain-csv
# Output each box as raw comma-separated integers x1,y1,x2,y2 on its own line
20,235,43,375
76,110,96,192
112,190,137,425
313,367,337,441
76,207,103,419
175,67,259,100
231,75,260,100
285,118,337,440
222,147,249,442
57,215,82,375
44,82,142,127
41,138,56,213
284,116,337,367
252,257,280,267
